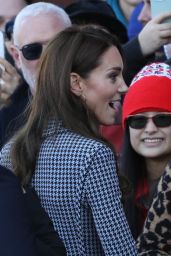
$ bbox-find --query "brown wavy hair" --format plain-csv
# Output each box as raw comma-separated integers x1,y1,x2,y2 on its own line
11,25,127,192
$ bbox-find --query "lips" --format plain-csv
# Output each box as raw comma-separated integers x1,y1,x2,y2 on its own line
141,138,164,147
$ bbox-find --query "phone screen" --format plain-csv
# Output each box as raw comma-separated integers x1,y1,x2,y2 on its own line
151,0,171,23
0,31,5,58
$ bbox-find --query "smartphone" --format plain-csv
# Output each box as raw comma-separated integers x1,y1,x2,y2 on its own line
151,0,171,23
0,31,5,59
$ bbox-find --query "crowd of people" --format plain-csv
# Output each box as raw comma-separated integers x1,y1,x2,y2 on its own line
0,0,171,255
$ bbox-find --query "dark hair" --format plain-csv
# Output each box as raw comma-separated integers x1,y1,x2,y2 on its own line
25,0,32,4
5,18,15,41
120,124,146,238
12,25,123,186
65,0,128,43
120,124,146,189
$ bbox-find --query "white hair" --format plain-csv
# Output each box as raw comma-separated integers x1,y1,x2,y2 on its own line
13,2,71,44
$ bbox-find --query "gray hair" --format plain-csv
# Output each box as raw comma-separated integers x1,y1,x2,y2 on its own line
13,2,71,44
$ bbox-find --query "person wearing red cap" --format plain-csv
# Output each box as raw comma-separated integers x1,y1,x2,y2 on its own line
120,62,171,240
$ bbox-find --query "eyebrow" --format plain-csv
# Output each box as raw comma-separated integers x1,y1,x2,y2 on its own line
107,67,123,72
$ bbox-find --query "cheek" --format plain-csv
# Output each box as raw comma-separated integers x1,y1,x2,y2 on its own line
84,84,101,105
165,129,171,145
87,89,109,112
22,59,39,72
83,77,114,111
85,94,98,112
129,129,141,150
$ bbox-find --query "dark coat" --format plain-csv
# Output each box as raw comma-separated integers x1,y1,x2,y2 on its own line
123,37,154,85
0,164,66,256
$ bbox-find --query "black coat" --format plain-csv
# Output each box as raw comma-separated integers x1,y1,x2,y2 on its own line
0,165,66,256
123,37,154,86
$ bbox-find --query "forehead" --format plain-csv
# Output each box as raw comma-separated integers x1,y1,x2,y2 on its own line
0,0,26,16
135,111,167,116
17,13,67,46
98,46,123,70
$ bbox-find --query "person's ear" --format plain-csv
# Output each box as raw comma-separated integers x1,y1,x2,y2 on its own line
70,72,83,96
9,44,22,69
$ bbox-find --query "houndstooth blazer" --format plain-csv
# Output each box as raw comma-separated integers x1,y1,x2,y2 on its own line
0,121,137,256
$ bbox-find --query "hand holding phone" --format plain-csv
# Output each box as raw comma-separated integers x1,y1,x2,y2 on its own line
0,57,21,103
151,0,171,23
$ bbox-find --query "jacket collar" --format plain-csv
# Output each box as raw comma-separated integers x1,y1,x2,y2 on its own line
42,120,63,138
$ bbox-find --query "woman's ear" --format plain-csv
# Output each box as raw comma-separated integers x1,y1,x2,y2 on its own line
70,72,83,96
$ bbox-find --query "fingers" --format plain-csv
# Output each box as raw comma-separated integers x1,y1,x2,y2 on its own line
0,91,10,101
153,11,171,24
0,64,5,92
0,56,16,76
0,65,7,92
0,57,20,85
0,78,5,89
0,58,21,101
0,78,8,104
160,31,171,41
139,15,171,55
152,24,171,43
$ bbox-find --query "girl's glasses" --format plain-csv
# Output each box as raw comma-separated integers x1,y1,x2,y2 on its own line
127,113,171,129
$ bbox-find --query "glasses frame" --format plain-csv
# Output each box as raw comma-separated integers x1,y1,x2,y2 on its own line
127,113,171,129
17,42,43,60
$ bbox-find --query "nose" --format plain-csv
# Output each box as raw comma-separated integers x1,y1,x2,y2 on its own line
144,118,158,133
138,3,151,25
117,78,128,94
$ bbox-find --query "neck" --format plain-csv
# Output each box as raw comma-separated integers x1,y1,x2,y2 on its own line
119,0,135,21
145,156,170,181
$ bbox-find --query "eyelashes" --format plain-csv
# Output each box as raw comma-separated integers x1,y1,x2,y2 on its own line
108,73,119,82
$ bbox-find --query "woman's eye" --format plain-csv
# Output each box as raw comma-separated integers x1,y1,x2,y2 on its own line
109,73,118,82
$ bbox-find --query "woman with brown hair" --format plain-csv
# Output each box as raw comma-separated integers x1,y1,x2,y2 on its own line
0,25,137,255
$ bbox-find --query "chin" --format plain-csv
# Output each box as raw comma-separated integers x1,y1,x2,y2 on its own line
141,151,163,159
102,120,116,126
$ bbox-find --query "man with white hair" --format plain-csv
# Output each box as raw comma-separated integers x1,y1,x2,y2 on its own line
0,2,71,148
11,2,71,94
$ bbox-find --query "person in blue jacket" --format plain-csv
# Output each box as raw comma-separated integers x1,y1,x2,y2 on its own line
107,0,142,29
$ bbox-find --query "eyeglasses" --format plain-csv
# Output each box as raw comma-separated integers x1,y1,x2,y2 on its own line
19,42,43,60
127,113,171,129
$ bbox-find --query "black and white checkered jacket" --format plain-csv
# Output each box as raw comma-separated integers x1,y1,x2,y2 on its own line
0,121,137,255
